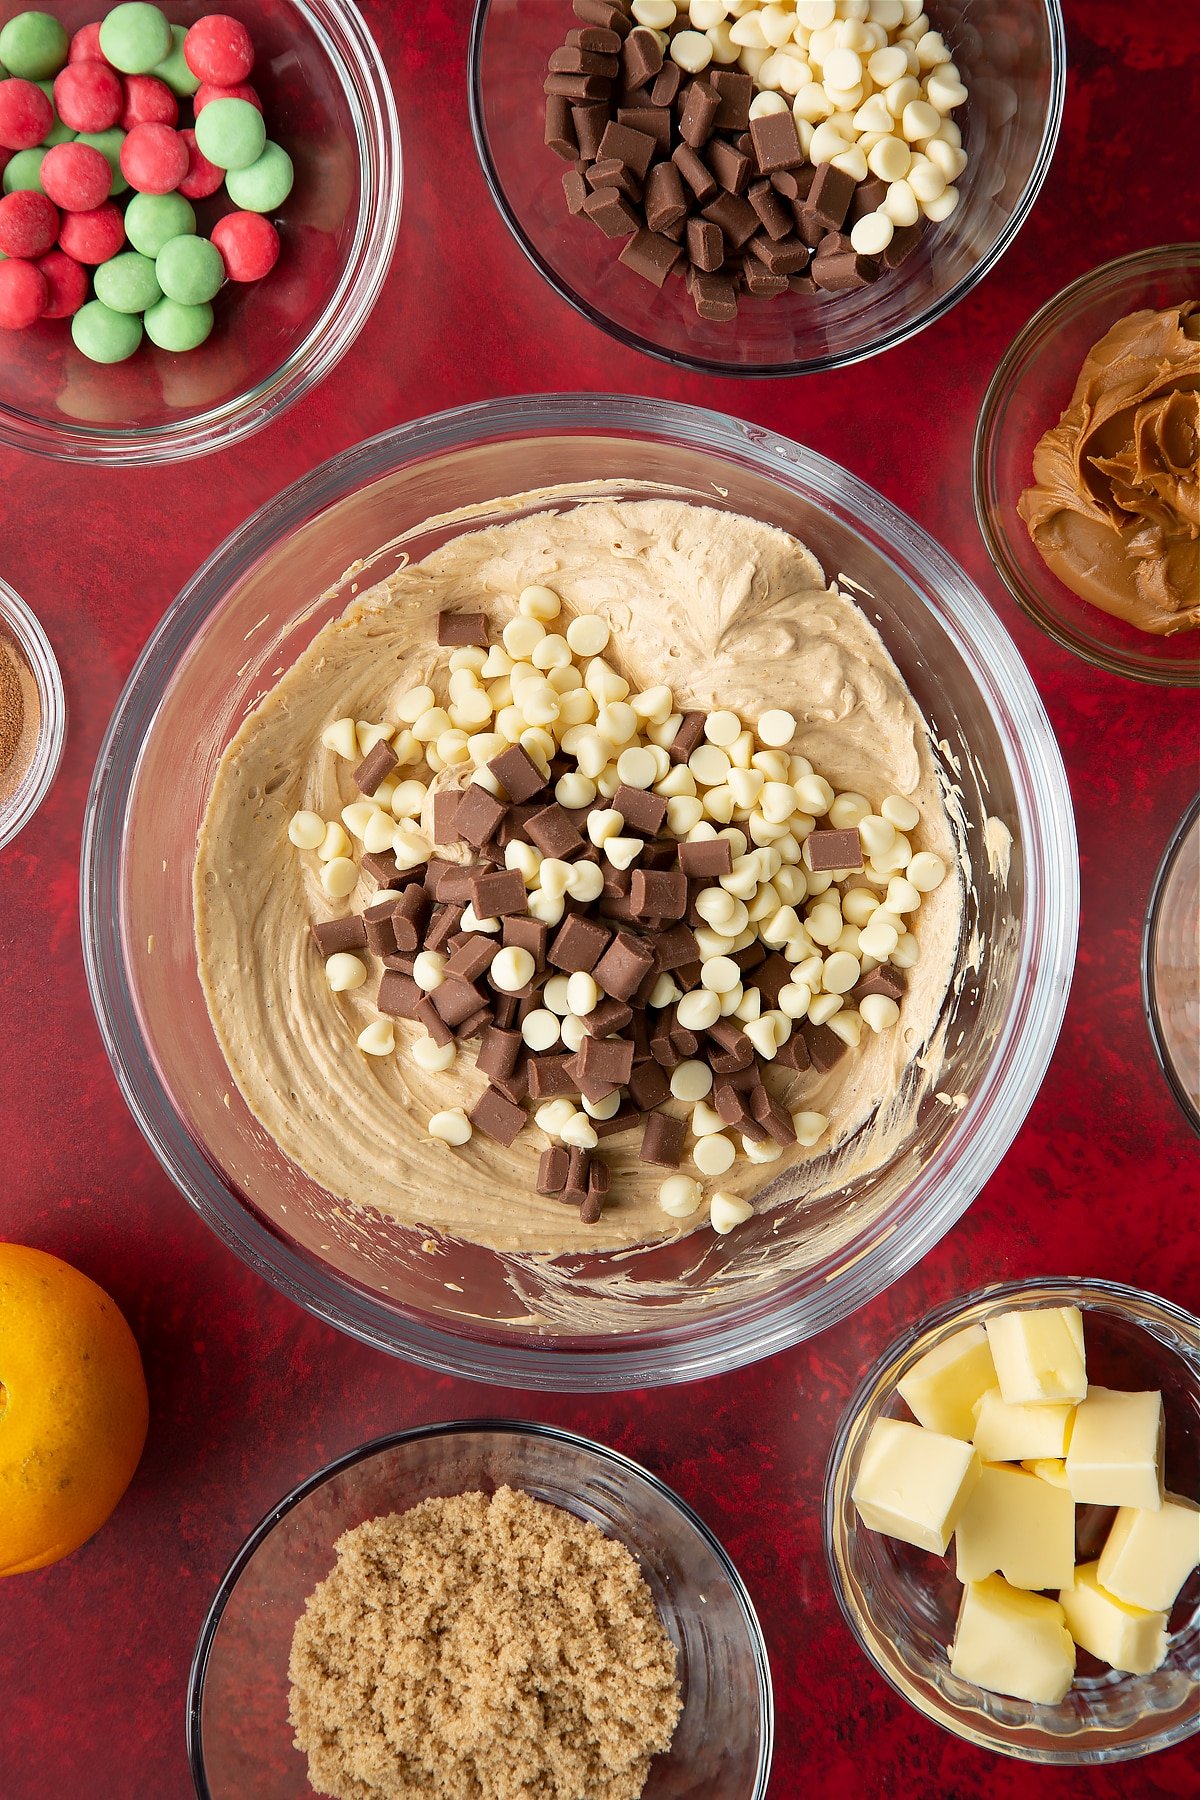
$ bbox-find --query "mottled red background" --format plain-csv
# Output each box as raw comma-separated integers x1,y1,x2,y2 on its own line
1,4,1197,1797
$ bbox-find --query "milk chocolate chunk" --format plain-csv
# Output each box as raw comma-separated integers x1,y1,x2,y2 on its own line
425,903,464,952
709,68,752,131
854,964,907,1003
771,166,813,204
469,867,528,919
477,1025,522,1080
707,136,751,195
493,994,519,1030
311,914,367,955
733,941,765,973
618,105,671,157
748,232,810,275
650,60,681,107
579,1189,603,1225
572,0,631,31
544,71,612,101
677,837,731,878
686,216,724,272
751,1086,796,1145
669,710,707,764
377,970,421,1018
454,784,509,849
749,109,804,174
613,783,667,836
562,1146,590,1207
700,190,757,249
707,1018,753,1073
431,791,462,846
391,884,430,952
353,738,398,796
412,997,455,1048
593,1101,640,1139
882,219,924,269
468,1085,527,1147
713,1081,749,1127
568,25,623,53
620,24,662,90
597,118,656,180
583,186,639,238
436,610,489,648
650,1021,681,1068
503,915,549,967
435,864,477,905
577,1033,635,1088
486,743,550,806
619,229,683,288
805,161,857,232
526,1052,576,1099
678,79,720,147
640,1110,685,1167
433,979,487,1028
774,1029,811,1071
544,92,579,160
549,45,620,78
812,243,878,292
537,1145,570,1195
363,900,398,957
360,850,408,889
572,100,609,159
631,868,687,922
584,996,633,1037
526,803,585,859
549,913,612,973
653,922,699,970
628,1058,671,1110
490,1059,528,1103
443,936,498,984
803,1020,848,1073
805,827,864,872
850,174,889,223
644,160,687,233
594,931,655,1000
747,178,793,241
587,156,643,202
671,143,718,203
691,273,739,321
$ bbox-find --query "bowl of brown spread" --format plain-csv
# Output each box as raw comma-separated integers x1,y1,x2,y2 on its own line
0,577,65,851
975,245,1200,687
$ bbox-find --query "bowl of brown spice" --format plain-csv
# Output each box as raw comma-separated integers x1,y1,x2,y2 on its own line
0,577,65,852
187,1419,773,1800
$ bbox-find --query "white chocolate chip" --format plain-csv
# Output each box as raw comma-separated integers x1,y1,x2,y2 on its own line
671,25,713,69
907,849,947,891
321,717,359,758
357,1019,395,1057
288,809,326,850
518,584,560,621
325,952,366,992
564,971,598,1016
649,973,681,1009
701,955,741,993
582,1090,621,1120
364,810,399,855
561,1112,598,1149
428,1108,471,1146
505,840,541,883
743,1135,783,1163
502,615,545,659
842,887,880,928
321,857,358,899
744,1015,779,1059
527,888,564,928
565,861,605,904
392,824,431,869
860,992,901,1032
689,744,732,787
827,1008,862,1048
317,821,352,863
411,1033,456,1073
710,1191,754,1234
922,183,959,221
616,745,659,788
666,795,705,835
704,709,742,747
777,981,812,1019
542,975,572,1016
794,773,835,815
560,1014,586,1052
822,949,861,993
671,1060,714,1102
538,857,572,900
565,614,610,658
659,1174,704,1218
755,708,796,748
490,946,535,993
522,1008,561,1052
676,989,722,1031
792,1109,828,1147
535,1097,575,1137
885,876,921,914
556,771,595,809
461,902,501,935
604,836,643,871
850,210,894,255
413,950,447,992
693,1133,736,1176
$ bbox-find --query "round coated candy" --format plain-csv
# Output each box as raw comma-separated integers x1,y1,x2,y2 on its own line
183,16,253,86
120,121,187,193
94,248,161,312
53,59,123,132
176,127,222,200
68,24,108,67
35,246,89,317
41,140,112,211
0,254,47,327
210,209,278,281
57,199,125,263
99,5,173,77
124,188,194,257
77,127,129,195
193,95,264,171
0,13,69,81
0,186,57,256
155,231,222,304
71,296,143,361
119,73,177,130
0,77,54,150
2,147,46,193
144,293,212,350
152,24,201,98
193,79,260,115
224,140,293,213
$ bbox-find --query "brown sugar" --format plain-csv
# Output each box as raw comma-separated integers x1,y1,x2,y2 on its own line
0,636,39,810
287,1486,682,1800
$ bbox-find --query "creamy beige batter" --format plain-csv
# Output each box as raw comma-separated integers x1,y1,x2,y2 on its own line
195,497,965,1255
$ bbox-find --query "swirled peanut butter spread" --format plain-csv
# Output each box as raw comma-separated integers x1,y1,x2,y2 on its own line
1018,304,1200,636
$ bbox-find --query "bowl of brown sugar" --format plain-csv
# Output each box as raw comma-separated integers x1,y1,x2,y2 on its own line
0,577,65,851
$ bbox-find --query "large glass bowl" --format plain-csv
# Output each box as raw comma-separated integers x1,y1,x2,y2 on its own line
0,0,401,464
187,1421,773,1798
468,0,1065,376
82,395,1078,1390
825,1278,1200,1763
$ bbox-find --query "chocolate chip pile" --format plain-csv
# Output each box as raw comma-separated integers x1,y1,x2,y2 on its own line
290,587,947,1236
543,0,970,318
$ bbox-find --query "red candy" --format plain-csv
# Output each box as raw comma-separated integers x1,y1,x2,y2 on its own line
57,201,126,265
120,122,188,195
69,23,109,65
53,60,123,133
0,78,54,152
193,80,261,115
211,210,279,282
176,127,224,200
0,189,59,259
183,16,254,86
120,74,179,131
41,142,113,213
35,248,89,319
0,257,48,329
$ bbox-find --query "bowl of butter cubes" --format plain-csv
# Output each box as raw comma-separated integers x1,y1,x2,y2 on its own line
824,1277,1200,1762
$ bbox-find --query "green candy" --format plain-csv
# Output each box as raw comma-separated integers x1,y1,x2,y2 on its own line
152,22,201,98
77,129,129,196
194,97,265,172
125,190,195,258
71,300,144,364
98,3,172,76
2,148,46,194
34,80,75,147
224,141,294,214
155,234,223,305
93,251,162,314
0,12,69,80
144,295,213,352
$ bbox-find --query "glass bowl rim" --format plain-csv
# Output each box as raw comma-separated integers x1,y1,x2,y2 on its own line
1142,790,1200,1138
823,1274,1200,1766
0,574,67,852
0,0,403,467
972,242,1200,689
185,1415,776,1800
80,391,1079,1392
466,0,1068,379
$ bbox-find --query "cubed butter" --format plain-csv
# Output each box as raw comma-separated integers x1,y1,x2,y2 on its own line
984,1305,1087,1405
1058,1561,1168,1675
1065,1386,1164,1511
1097,1494,1200,1613
972,1385,1075,1463
1021,1457,1070,1489
955,1462,1076,1591
852,1416,981,1555
897,1322,998,1441
950,1575,1076,1704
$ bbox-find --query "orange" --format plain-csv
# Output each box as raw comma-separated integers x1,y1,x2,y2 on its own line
0,1243,149,1576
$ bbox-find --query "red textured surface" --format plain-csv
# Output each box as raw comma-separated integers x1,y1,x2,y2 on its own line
1,5,1197,1797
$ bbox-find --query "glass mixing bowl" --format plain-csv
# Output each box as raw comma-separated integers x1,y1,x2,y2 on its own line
82,394,1078,1389
468,0,1065,375
825,1278,1200,1763
0,0,402,464
187,1420,773,1799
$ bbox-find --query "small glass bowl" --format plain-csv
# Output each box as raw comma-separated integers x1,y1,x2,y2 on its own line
825,1278,1200,1765
0,576,65,851
0,0,402,465
469,0,1065,376
1143,794,1200,1135
187,1420,774,1799
974,245,1200,687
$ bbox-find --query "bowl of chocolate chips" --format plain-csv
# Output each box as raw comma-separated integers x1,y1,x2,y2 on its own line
469,0,1066,375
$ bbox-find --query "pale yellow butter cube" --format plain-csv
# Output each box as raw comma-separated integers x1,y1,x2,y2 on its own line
1021,1457,1070,1489
972,1385,1075,1463
955,1463,1076,1591
984,1305,1087,1405
950,1575,1075,1704
1097,1494,1200,1612
897,1323,997,1441
852,1416,981,1555
1065,1386,1164,1511
1059,1561,1168,1675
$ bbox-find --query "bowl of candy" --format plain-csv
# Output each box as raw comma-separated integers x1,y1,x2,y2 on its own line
0,0,401,461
